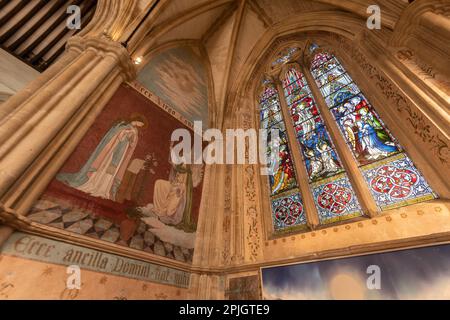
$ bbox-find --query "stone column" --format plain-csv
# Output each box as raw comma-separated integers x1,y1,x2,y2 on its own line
0,35,136,248
0,225,14,247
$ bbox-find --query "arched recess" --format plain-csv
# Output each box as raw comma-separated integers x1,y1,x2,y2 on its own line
223,25,449,265
0,91,12,105
219,13,369,253
226,11,370,124
134,40,216,129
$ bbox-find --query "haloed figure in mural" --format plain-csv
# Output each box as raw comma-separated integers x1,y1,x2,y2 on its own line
57,115,148,201
137,143,204,233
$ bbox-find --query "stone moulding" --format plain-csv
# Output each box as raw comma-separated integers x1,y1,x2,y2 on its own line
66,35,137,82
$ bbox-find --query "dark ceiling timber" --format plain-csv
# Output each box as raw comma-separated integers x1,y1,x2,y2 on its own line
0,0,98,72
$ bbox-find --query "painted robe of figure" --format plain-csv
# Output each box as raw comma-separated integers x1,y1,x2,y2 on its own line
143,162,203,233
57,121,143,201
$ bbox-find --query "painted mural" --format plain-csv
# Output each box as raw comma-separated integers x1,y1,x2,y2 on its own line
28,84,204,263
137,46,209,125
262,244,450,300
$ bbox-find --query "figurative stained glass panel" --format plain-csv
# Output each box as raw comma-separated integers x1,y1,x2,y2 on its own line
314,58,345,88
310,52,333,73
267,136,297,195
331,94,400,165
281,67,363,223
312,173,362,224
282,67,344,183
362,154,436,210
310,49,437,210
259,82,307,231
271,192,307,231
320,73,354,98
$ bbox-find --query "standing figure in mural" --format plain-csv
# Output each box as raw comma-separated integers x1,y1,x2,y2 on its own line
138,144,203,233
57,115,147,201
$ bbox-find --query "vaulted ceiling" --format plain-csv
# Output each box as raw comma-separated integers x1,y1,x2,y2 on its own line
134,0,410,128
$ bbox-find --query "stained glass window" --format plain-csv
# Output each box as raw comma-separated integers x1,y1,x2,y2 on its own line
272,47,300,67
281,66,363,224
310,50,436,210
259,82,307,232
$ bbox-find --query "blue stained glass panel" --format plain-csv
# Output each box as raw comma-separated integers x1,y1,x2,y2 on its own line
362,154,436,210
282,67,347,183
325,82,360,108
271,192,307,231
312,174,363,224
259,81,305,232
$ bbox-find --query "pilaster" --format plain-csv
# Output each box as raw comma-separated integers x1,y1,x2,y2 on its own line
0,35,136,247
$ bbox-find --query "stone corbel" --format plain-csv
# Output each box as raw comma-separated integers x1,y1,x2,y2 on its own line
390,0,450,77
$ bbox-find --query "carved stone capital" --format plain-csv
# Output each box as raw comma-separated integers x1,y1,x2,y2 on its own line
66,35,137,81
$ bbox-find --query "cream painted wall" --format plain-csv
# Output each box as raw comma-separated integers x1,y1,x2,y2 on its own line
0,49,40,104
0,255,189,300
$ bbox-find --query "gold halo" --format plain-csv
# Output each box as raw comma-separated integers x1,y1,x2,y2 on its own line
129,113,149,129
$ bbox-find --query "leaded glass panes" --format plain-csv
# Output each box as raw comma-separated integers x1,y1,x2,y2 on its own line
282,66,363,224
267,135,297,195
272,47,300,67
310,51,437,210
259,83,307,232
271,192,307,231
312,173,362,224
362,154,435,210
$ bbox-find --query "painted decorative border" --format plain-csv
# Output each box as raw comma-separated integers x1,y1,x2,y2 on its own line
126,80,196,130
1,232,191,288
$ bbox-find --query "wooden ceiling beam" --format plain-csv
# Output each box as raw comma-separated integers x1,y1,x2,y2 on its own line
7,0,67,52
0,0,48,44
19,0,83,58
0,0,29,26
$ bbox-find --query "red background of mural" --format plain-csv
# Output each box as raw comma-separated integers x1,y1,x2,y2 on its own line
44,84,203,224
